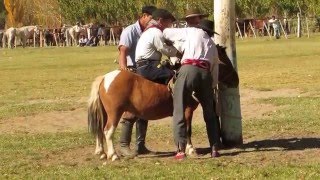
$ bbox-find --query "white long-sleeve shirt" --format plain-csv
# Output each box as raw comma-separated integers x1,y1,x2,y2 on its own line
163,27,218,67
135,21,178,61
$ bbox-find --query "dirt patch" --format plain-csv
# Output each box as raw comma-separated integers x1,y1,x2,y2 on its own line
0,108,87,134
0,88,304,134
240,88,300,119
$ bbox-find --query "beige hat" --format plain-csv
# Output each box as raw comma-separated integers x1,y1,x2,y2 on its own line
184,8,209,19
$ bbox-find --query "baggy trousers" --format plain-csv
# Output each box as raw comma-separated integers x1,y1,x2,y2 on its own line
173,65,221,151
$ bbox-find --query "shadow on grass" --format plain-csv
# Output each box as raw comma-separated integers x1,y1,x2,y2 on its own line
137,151,176,159
137,138,320,158
222,137,320,156
241,137,320,150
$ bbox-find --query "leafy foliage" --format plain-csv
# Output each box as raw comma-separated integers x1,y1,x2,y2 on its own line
1,0,320,27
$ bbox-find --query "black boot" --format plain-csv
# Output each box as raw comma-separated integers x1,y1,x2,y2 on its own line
136,119,152,154
119,119,136,158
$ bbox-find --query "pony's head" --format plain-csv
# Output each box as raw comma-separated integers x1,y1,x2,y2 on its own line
216,44,239,88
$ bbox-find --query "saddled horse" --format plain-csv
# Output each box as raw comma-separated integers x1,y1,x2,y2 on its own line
88,45,239,161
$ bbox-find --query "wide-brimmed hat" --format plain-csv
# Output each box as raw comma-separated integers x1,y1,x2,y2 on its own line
199,19,219,36
184,8,209,19
152,9,176,22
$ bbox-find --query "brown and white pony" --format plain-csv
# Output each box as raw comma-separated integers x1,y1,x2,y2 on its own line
88,45,239,161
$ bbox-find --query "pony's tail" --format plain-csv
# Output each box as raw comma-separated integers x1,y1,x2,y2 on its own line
88,76,107,142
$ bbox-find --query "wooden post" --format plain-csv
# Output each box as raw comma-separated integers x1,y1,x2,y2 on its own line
263,22,272,39
249,22,256,38
243,22,247,37
279,21,288,39
40,30,43,47
306,17,310,38
33,31,36,47
236,22,244,40
297,13,302,38
214,0,243,147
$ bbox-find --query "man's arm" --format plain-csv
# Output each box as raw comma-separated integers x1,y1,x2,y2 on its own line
163,28,186,42
118,45,129,69
118,27,132,69
153,30,179,57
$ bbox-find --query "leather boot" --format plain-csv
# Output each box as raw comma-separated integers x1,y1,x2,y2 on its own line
119,119,136,158
136,119,153,154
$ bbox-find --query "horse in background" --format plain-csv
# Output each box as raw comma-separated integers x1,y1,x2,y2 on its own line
14,25,39,48
63,24,84,46
2,27,16,49
88,45,239,162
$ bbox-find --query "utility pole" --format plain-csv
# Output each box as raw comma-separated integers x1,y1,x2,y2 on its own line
214,0,243,147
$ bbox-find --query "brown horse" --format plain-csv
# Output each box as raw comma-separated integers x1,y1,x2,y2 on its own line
88,45,238,161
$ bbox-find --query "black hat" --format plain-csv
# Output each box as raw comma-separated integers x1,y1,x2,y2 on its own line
199,19,219,36
142,6,157,15
152,9,176,22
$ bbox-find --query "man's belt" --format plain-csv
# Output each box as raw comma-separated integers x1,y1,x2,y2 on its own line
181,59,210,70
136,59,160,67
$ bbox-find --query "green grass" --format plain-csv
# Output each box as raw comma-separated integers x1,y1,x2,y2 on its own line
238,36,320,92
1,37,320,179
0,47,118,119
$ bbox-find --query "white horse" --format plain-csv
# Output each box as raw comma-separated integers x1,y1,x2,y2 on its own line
15,25,39,48
64,24,83,46
2,27,16,49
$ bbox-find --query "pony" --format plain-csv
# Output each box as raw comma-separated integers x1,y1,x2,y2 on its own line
88,45,239,161
15,25,39,48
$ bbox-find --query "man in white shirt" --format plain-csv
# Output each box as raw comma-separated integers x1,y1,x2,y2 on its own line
269,16,280,39
78,35,88,47
117,6,157,158
135,9,181,84
163,20,222,160
170,8,208,66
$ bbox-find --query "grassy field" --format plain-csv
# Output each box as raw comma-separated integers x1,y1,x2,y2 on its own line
0,36,320,179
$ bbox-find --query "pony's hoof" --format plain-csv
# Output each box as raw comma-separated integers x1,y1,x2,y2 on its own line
111,154,119,161
108,153,119,161
186,144,197,156
100,153,107,160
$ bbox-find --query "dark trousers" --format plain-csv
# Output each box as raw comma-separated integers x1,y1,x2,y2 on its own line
120,118,148,148
137,61,174,84
173,65,221,151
